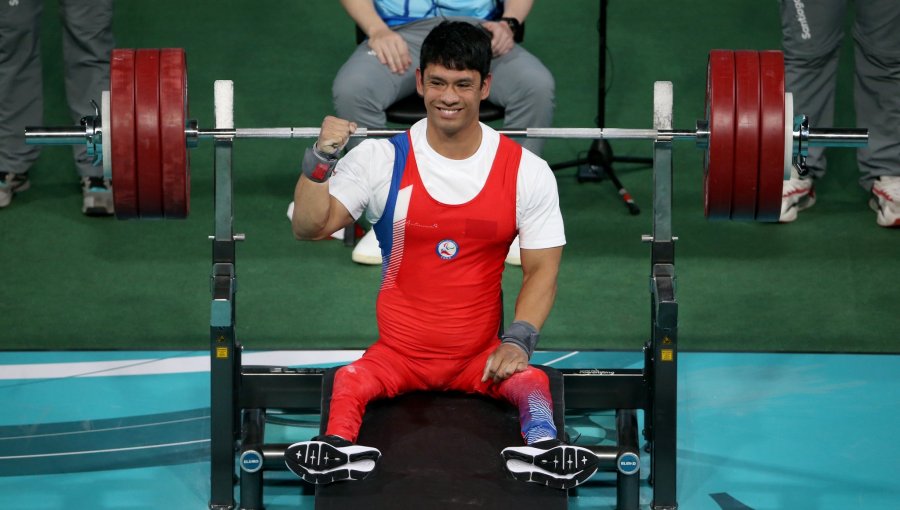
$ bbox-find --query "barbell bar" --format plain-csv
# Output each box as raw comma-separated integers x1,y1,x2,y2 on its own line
25,122,862,147
25,48,867,221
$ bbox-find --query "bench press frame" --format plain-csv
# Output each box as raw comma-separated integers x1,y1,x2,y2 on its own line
207,82,679,510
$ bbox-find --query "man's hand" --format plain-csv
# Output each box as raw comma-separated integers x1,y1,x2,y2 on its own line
481,343,528,384
481,21,516,57
317,116,357,155
367,27,412,74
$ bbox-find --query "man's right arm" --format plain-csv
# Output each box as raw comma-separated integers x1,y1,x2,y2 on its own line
291,177,353,241
291,116,357,240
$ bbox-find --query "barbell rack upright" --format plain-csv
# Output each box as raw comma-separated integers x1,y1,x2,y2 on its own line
208,81,240,510
647,81,678,510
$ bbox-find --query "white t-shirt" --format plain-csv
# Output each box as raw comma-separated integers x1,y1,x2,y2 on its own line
330,119,565,250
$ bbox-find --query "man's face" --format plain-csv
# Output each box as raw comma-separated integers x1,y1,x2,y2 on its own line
416,63,491,137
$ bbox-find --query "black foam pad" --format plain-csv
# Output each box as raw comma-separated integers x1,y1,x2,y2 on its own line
315,366,567,510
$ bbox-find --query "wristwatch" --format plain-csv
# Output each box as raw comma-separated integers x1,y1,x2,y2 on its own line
500,17,521,33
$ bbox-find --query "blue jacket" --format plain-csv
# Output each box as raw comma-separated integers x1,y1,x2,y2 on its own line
376,0,501,26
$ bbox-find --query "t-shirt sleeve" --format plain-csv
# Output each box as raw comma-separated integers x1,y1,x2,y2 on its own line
328,140,383,222
517,151,566,250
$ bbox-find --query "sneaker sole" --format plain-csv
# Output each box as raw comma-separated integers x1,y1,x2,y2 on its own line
505,459,598,490
287,459,378,485
284,441,380,484
501,444,598,476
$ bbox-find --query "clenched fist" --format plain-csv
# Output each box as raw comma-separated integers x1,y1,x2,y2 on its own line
317,116,357,155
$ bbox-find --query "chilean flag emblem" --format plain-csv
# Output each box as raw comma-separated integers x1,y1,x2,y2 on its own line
436,239,459,260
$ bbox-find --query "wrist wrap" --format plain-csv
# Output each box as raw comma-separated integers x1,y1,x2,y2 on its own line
302,144,338,183
501,320,540,360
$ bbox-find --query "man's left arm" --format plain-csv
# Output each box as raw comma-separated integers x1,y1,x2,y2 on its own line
482,245,562,383
512,245,561,331
500,0,534,24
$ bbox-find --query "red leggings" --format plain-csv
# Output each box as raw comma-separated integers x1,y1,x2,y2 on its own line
326,341,557,444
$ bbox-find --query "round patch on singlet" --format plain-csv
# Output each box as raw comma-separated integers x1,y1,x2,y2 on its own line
436,239,459,260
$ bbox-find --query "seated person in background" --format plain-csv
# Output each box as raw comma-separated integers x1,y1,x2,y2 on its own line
335,0,554,157
289,0,554,265
286,21,596,489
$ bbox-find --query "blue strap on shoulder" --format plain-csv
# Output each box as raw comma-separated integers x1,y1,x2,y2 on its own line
373,132,411,274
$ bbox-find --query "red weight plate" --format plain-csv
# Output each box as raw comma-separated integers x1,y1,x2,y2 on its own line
134,49,164,219
159,48,189,219
731,51,761,221
756,51,786,222
110,49,138,219
704,50,736,220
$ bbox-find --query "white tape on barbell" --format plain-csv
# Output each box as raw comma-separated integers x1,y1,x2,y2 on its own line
101,90,112,179
784,92,793,180
653,81,674,130
214,80,234,130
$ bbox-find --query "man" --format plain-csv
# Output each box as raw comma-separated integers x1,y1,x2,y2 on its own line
779,0,900,227
0,0,115,214
293,0,554,265
288,21,597,489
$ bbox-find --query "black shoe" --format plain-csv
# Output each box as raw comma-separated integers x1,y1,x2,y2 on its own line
284,434,381,485
501,439,599,489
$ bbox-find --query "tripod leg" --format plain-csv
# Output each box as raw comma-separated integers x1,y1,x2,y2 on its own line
580,140,641,215
603,164,641,216
573,139,611,183
550,139,642,215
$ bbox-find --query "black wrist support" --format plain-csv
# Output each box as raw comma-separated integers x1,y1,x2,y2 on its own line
501,320,539,360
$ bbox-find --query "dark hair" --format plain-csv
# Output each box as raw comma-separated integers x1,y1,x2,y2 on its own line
420,21,492,82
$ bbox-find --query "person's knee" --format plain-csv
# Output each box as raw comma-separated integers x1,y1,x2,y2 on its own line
855,42,900,70
510,65,555,105
332,75,365,114
784,42,842,70
492,60,555,125
332,68,389,117
333,364,374,398
531,66,556,98
509,366,550,389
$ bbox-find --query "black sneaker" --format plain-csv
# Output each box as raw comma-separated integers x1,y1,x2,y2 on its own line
284,434,381,485
81,176,114,216
501,439,599,489
0,172,31,208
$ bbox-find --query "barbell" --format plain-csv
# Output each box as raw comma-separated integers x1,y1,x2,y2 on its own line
25,48,867,221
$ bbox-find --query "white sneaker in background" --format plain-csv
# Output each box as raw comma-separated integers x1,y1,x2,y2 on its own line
779,176,816,223
0,172,30,208
286,201,344,240
870,176,900,228
351,228,382,265
505,235,522,266
81,176,114,216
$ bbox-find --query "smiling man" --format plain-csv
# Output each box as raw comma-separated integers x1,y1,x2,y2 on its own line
288,21,597,490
